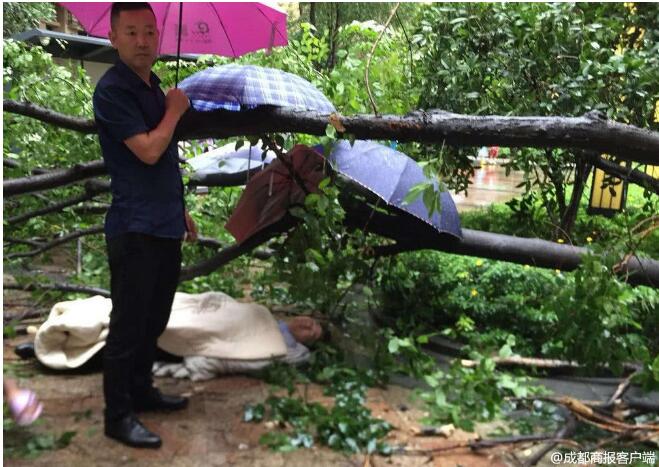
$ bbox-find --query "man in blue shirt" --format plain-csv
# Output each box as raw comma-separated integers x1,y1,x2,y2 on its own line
93,2,197,449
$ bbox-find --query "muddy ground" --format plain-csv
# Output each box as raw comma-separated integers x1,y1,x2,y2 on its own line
3,329,526,467
2,228,541,467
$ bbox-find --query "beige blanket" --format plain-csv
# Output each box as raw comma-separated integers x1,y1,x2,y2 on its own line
35,292,288,370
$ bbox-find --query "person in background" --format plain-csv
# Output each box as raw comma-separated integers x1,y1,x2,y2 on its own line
93,2,196,449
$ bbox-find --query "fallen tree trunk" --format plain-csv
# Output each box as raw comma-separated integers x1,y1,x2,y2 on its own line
342,199,659,288
372,228,659,287
5,99,659,164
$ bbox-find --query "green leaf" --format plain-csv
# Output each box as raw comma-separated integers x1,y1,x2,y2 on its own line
498,344,513,358
402,183,427,206
56,431,77,448
289,206,306,218
422,188,437,215
325,124,337,139
318,177,331,190
652,355,659,382
434,390,447,407
423,374,439,388
449,17,468,25
367,438,377,454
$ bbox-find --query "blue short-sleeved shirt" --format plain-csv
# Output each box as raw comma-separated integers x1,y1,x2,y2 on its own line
93,59,186,239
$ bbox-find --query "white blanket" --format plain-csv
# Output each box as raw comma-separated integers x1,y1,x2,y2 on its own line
35,292,288,370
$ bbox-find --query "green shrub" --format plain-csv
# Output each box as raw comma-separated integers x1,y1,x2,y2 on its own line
378,251,558,354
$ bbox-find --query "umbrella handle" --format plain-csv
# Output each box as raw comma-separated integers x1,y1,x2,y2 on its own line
175,2,183,88
267,22,276,56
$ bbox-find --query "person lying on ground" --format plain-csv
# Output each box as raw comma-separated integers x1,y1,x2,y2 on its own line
153,315,323,381
21,292,324,381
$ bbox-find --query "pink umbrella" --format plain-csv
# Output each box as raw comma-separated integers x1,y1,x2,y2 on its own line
59,2,288,82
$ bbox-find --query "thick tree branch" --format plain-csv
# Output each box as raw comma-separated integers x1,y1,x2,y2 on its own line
4,237,44,248
591,156,659,194
523,415,578,467
179,217,295,282
176,190,659,288
3,282,110,298
3,99,96,133
5,99,659,164
5,225,104,259
459,355,640,374
3,159,107,197
196,235,274,260
6,180,110,225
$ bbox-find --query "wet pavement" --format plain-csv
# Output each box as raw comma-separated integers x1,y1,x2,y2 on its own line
3,333,513,467
451,165,525,211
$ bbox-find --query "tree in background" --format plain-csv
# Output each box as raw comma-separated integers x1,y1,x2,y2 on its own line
3,2,55,38
297,2,421,71
413,2,658,237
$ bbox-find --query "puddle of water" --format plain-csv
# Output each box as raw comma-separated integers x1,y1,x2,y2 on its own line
451,165,525,211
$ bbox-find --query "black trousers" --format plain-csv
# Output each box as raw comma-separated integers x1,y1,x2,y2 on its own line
104,233,182,422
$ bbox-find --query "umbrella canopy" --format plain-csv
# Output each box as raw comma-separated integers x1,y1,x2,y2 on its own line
187,140,276,187
59,2,288,56
328,140,462,239
225,145,325,243
178,64,336,112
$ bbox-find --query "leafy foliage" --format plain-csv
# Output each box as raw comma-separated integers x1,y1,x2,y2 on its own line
3,404,75,460
541,250,658,379
3,40,107,291
244,347,392,454
378,244,658,386
3,3,56,38
413,2,659,232
418,354,540,432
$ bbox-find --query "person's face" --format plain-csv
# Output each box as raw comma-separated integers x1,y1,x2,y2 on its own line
109,9,159,74
288,317,323,346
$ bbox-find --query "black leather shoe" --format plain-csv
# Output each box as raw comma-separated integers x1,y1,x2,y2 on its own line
14,342,36,360
104,415,162,449
134,389,188,413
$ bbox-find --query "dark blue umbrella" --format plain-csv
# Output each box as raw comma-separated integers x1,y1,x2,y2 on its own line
328,140,462,239
179,64,335,113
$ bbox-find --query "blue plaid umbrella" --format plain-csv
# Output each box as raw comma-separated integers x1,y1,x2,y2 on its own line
179,64,335,113
328,140,462,239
